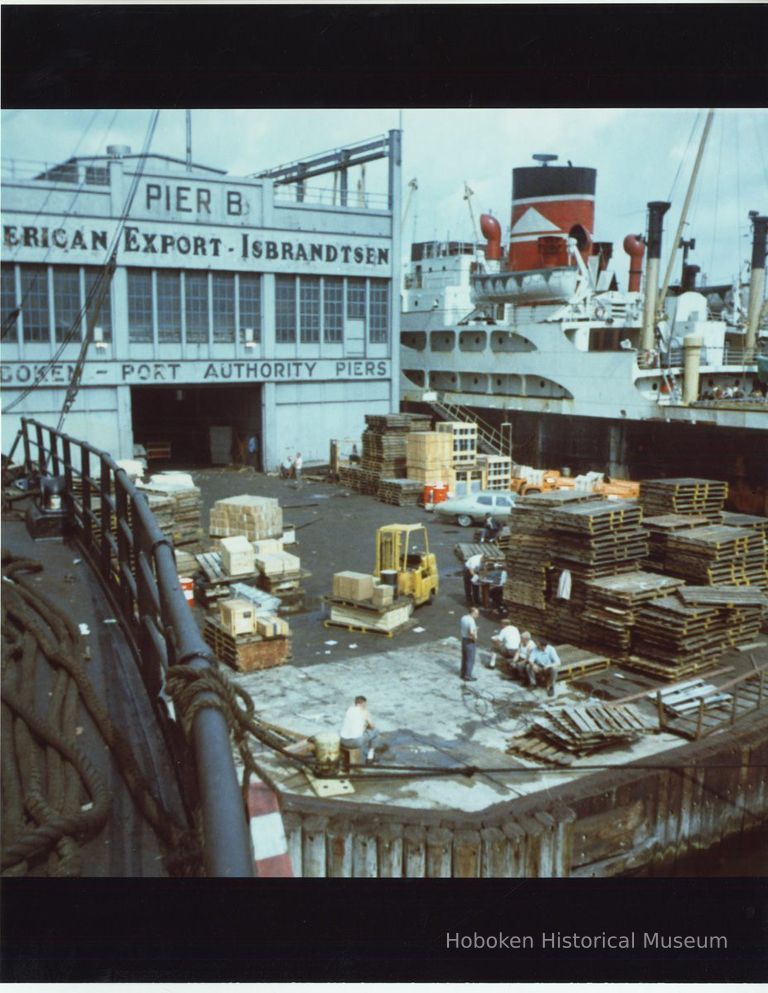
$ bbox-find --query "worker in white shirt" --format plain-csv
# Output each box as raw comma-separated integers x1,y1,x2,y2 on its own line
459,607,480,681
463,552,484,606
293,452,303,483
339,695,379,763
527,636,562,697
489,618,520,670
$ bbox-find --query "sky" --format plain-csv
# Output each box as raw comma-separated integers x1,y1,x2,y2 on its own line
2,107,767,288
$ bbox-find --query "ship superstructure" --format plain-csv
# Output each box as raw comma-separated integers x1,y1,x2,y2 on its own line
401,155,768,490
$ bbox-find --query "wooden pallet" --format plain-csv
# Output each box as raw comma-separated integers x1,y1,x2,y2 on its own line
323,618,411,638
204,618,291,672
506,734,576,767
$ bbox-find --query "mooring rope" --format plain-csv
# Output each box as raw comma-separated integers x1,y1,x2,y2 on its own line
1,552,201,876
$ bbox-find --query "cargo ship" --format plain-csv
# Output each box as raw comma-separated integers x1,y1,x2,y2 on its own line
400,149,768,513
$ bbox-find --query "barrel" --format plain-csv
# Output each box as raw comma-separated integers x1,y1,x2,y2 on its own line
432,484,449,505
180,576,195,608
380,569,398,589
314,731,341,776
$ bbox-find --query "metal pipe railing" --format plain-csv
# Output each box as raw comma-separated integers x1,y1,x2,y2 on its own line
19,417,254,877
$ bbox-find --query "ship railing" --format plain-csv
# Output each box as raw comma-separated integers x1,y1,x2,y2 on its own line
722,343,758,366
273,186,389,209
18,418,254,878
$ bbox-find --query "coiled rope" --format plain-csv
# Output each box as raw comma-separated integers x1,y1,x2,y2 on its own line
1,553,200,876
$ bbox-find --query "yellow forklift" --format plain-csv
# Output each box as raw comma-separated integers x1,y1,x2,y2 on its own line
374,524,438,607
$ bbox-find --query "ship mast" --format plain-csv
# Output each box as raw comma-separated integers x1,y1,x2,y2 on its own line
656,109,715,318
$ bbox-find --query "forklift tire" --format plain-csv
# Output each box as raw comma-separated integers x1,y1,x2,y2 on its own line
456,514,473,527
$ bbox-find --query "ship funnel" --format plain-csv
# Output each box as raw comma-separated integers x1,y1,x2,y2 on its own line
623,234,645,292
746,213,768,355
682,264,700,292
640,201,671,355
508,161,596,273
480,213,502,261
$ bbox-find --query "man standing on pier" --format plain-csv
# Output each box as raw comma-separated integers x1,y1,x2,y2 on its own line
460,607,480,682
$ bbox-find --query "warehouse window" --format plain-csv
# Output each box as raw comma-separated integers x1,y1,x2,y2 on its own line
238,273,261,343
212,272,235,343
1,265,18,342
19,265,50,343
84,266,112,342
369,279,389,343
127,268,153,343
53,268,83,343
347,277,366,319
300,276,321,344
275,275,296,343
322,277,343,343
157,270,182,343
185,272,209,344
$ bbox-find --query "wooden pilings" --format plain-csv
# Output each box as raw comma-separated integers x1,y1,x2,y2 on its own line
275,716,768,877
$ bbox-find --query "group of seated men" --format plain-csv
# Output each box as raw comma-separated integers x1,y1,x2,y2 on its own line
489,620,561,698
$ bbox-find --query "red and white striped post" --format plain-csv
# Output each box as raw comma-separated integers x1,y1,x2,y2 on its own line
247,774,294,877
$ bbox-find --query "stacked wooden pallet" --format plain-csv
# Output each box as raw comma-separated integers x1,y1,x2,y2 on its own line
639,477,728,522
643,513,711,568
628,594,731,678
656,524,767,590
582,571,684,655
361,413,432,480
554,644,612,682
503,502,552,610
535,703,655,752
376,477,424,507
549,500,648,569
209,494,283,541
453,542,506,564
507,702,654,765
204,617,291,673
720,511,768,535
405,431,454,486
338,464,362,490
325,596,414,636
142,476,204,548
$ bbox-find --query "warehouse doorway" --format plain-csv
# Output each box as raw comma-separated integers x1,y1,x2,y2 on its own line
131,384,262,468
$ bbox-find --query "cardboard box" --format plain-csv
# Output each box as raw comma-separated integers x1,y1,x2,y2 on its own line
255,614,291,639
332,571,375,602
220,535,255,576
219,598,256,636
251,537,284,556
256,550,301,578
372,583,394,607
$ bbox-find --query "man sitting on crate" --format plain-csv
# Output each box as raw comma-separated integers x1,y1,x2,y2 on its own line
527,636,562,698
489,618,520,673
340,695,380,765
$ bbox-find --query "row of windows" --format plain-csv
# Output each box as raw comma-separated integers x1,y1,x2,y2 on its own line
126,269,260,345
1,264,113,343
1,264,391,347
274,275,388,344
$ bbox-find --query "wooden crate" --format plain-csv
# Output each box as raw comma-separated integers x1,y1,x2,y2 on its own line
219,598,257,636
332,571,375,601
477,455,512,490
435,421,478,465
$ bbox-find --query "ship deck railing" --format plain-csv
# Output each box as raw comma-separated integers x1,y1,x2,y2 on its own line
15,418,254,877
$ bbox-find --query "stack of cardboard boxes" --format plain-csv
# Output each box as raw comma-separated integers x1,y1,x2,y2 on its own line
327,570,411,633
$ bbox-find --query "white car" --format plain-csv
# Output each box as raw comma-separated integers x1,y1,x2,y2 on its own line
434,490,517,527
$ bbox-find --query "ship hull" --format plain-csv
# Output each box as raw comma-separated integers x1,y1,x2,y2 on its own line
402,399,768,513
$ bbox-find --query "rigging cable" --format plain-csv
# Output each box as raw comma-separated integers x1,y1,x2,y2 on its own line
1,110,115,339
2,110,161,418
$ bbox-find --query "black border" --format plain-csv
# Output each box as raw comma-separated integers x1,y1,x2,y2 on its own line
2,3,767,109
2,877,767,982
2,2,767,984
